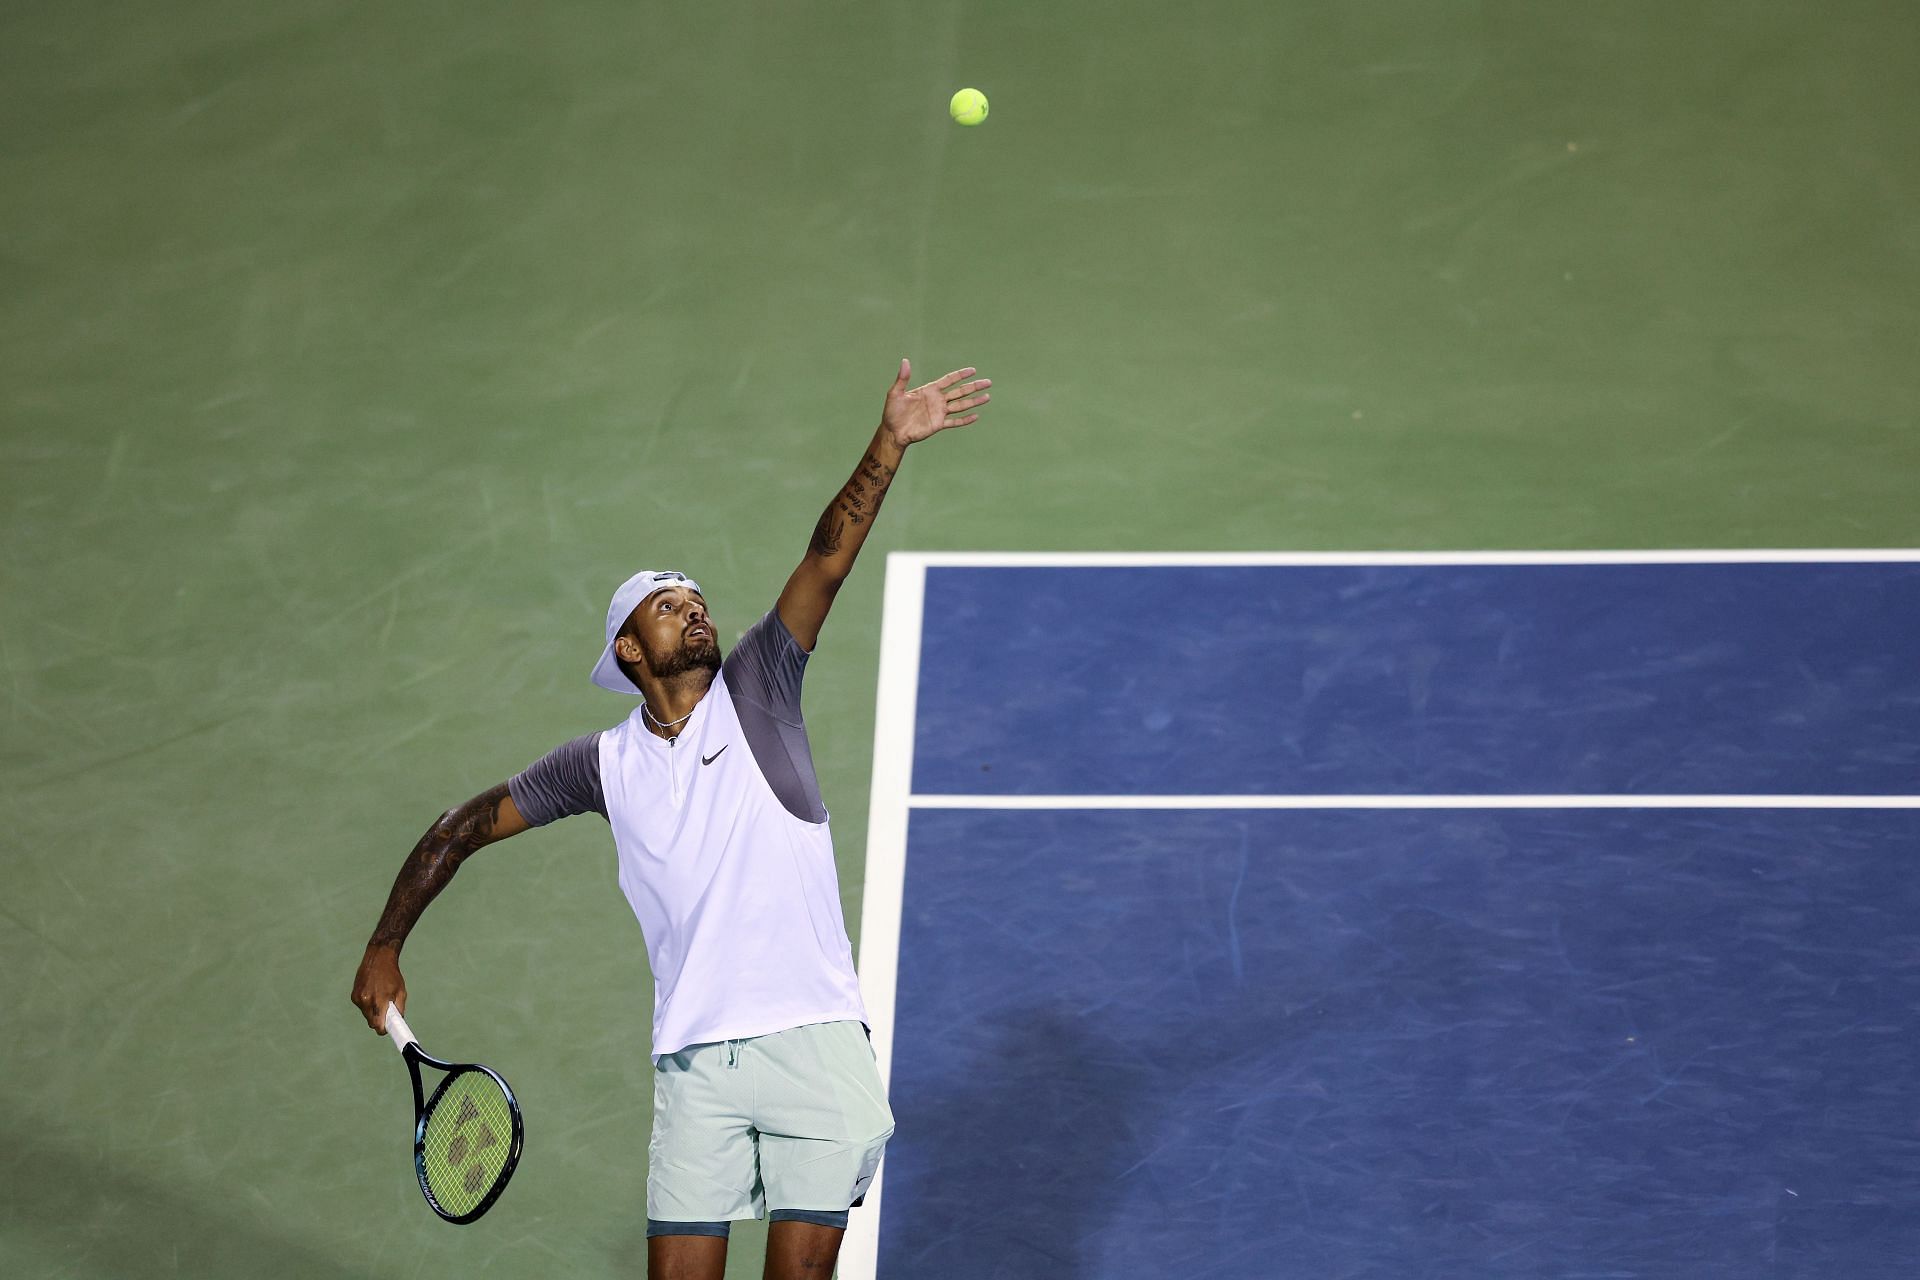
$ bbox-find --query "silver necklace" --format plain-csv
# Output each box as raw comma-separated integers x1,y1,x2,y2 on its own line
643,701,697,738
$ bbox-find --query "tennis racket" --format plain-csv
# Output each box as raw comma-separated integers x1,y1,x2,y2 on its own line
385,1002,525,1224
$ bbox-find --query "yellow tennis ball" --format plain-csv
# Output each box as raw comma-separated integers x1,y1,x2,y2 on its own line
949,88,989,127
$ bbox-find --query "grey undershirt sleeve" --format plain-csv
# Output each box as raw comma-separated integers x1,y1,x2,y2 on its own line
723,609,828,823
508,731,608,826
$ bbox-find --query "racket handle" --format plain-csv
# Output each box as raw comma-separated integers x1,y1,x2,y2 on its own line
385,1002,418,1054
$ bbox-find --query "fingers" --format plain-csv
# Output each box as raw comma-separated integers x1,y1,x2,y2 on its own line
894,358,911,387
380,989,407,1036
887,364,991,442
932,366,977,391
934,377,991,430
352,950,406,1035
937,377,990,419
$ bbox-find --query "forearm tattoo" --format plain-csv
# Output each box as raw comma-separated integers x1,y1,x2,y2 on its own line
809,505,843,557
368,783,509,950
809,449,896,560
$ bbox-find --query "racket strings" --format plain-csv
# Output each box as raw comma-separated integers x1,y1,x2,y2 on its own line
420,1070,515,1215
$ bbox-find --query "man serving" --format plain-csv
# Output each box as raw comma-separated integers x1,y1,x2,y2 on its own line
351,359,991,1280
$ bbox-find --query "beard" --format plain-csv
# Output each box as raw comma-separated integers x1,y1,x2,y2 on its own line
648,633,722,680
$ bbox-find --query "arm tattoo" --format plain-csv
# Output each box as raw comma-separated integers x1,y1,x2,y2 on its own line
808,448,895,562
809,505,844,556
368,783,509,950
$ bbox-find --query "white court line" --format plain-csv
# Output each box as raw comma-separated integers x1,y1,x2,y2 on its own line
841,555,926,1280
910,794,1920,810
843,549,1920,1278
895,549,1920,567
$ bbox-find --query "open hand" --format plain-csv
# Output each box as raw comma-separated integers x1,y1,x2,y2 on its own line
881,359,991,448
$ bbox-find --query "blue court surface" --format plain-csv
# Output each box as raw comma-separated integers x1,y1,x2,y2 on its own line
845,553,1920,1279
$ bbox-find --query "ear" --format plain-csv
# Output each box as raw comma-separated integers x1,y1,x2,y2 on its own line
615,633,644,664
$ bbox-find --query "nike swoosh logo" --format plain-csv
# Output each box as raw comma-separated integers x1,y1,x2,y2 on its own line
702,746,728,766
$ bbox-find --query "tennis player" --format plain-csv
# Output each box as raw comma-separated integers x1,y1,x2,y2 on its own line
352,359,989,1279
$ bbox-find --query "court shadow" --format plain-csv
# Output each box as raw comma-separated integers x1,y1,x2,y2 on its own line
881,1002,1155,1279
0,1121,373,1280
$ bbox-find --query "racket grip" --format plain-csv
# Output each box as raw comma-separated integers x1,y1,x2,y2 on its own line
385,1002,418,1054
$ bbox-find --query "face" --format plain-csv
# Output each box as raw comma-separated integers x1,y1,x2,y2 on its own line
616,585,720,681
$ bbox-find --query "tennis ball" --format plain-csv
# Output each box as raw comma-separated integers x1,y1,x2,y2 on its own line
949,88,989,127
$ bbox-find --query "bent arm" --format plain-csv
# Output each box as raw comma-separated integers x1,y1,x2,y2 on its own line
350,783,529,1032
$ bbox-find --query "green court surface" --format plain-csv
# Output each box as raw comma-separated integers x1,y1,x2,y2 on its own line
3,2,1915,1276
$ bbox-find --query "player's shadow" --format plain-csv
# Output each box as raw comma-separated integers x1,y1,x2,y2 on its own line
883,1002,1157,1279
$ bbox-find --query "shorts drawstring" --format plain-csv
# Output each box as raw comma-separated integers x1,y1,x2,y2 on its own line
726,1040,741,1069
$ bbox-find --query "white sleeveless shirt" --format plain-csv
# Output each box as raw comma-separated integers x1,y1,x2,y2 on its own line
595,666,868,1060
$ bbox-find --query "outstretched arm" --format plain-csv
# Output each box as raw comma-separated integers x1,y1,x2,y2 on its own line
777,359,991,650
349,783,529,1033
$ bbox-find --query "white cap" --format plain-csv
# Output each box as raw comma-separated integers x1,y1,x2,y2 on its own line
590,570,704,694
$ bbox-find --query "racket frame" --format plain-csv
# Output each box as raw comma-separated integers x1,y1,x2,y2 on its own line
386,1004,526,1225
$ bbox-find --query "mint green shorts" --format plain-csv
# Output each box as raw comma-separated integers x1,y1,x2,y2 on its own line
647,1020,896,1223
